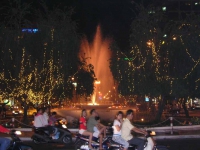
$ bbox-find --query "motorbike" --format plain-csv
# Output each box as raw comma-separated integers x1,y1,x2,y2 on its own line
31,118,72,144
8,130,33,150
108,131,169,150
74,133,111,150
75,130,168,150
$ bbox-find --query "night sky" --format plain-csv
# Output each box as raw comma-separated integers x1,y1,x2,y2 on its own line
46,0,143,51
68,0,137,51
0,0,154,50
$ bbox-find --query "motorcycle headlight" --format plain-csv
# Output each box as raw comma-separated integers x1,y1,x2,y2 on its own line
62,124,67,128
12,111,15,113
150,131,156,136
15,131,22,135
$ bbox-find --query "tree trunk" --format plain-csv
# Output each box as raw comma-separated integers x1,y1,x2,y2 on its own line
22,102,30,127
182,97,189,118
155,96,166,121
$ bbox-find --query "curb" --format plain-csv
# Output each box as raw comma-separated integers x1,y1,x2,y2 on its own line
5,134,200,141
12,125,200,132
6,126,200,141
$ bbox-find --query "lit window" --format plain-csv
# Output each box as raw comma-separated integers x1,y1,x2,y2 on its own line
22,28,38,33
148,10,155,14
162,7,166,11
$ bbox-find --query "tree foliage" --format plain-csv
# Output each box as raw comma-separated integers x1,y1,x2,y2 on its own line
110,5,200,120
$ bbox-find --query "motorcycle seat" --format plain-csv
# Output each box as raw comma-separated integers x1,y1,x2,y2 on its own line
76,133,89,139
76,134,99,142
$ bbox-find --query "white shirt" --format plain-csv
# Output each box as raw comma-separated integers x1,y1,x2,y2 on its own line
43,112,49,126
113,119,121,136
121,118,134,141
34,114,47,127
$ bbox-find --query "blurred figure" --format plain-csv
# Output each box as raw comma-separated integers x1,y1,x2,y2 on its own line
49,112,57,126
121,109,147,150
0,125,11,150
79,109,93,150
87,109,103,149
43,107,50,125
34,108,47,127
93,116,106,138
112,111,129,150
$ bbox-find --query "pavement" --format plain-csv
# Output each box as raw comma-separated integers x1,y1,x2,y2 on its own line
2,125,200,141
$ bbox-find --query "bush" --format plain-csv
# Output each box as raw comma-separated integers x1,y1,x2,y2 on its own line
191,117,200,125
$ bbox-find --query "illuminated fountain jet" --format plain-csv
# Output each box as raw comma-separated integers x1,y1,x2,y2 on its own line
80,25,114,105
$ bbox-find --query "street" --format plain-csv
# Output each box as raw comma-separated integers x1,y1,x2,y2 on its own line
22,138,200,150
1,107,200,150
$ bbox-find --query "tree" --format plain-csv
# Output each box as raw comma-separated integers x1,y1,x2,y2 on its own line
0,0,80,124
110,5,200,121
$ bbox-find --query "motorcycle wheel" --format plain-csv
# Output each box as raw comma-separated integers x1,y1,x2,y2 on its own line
156,148,168,150
33,139,41,144
63,135,71,144
155,145,169,150
74,140,87,150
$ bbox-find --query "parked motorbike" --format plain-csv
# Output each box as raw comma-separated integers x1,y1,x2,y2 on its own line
108,131,168,150
8,130,33,150
31,118,72,144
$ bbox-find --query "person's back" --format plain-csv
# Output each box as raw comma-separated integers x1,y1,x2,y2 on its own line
43,107,50,126
34,108,46,128
87,116,97,132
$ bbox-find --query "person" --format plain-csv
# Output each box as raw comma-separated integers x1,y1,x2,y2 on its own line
87,109,103,149
34,108,47,127
93,116,106,138
49,112,57,126
112,111,129,150
49,112,59,139
0,125,10,150
34,108,54,138
121,109,147,150
79,109,94,150
43,107,50,125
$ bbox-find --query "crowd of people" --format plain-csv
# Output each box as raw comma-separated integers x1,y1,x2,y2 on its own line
78,108,147,150
0,107,149,150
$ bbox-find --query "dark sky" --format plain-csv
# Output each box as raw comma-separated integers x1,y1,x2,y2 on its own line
48,0,138,51
1,0,153,50
72,0,136,50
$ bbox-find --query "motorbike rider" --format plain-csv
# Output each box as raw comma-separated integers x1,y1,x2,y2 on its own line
49,111,57,126
79,109,94,150
87,109,103,150
0,125,11,150
112,111,129,150
34,108,55,138
93,116,106,139
121,109,147,150
34,108,47,127
49,111,59,139
43,107,50,125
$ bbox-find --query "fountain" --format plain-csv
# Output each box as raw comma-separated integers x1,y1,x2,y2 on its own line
80,25,114,105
